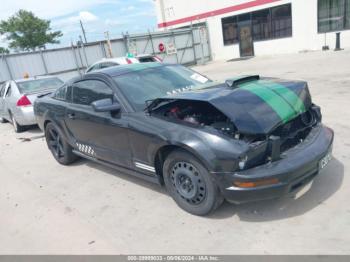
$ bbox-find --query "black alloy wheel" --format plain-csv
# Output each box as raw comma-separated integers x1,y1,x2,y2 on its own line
45,122,78,165
47,126,65,160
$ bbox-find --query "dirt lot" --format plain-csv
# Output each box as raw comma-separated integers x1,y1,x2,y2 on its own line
0,50,349,254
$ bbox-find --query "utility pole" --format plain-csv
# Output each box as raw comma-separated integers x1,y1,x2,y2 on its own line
79,35,89,67
80,20,87,44
159,0,167,30
104,31,113,58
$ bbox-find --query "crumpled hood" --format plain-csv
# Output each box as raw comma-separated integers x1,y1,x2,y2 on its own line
152,78,312,135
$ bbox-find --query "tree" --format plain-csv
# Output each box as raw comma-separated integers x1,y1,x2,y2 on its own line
0,47,10,54
0,10,62,51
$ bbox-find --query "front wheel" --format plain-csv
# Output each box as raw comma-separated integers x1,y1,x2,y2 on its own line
45,122,79,165
163,149,224,216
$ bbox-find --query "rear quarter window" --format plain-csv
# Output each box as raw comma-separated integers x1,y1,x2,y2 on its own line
53,85,68,101
100,62,118,69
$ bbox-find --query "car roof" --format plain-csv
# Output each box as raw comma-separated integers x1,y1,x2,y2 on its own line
89,62,166,77
136,54,154,58
90,57,139,66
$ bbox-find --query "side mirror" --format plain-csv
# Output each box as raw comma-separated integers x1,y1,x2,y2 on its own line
91,98,121,112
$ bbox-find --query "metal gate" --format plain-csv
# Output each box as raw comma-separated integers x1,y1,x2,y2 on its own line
0,25,211,83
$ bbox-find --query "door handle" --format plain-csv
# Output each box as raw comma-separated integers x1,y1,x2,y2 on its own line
67,113,75,119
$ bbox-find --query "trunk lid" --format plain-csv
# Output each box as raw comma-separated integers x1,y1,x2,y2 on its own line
25,89,56,104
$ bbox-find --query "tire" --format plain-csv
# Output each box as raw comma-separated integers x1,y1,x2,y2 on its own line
163,149,224,216
11,114,25,133
45,122,79,165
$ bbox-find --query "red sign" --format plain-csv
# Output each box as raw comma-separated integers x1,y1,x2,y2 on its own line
158,43,165,52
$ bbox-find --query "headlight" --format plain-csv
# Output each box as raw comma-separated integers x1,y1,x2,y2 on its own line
238,155,248,170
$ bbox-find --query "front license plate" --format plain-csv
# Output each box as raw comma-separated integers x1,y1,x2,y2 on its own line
319,151,332,170
295,181,313,199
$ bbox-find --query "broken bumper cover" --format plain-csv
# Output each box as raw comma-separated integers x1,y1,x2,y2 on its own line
213,125,334,204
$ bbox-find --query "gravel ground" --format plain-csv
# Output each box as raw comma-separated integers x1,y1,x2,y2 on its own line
0,49,349,254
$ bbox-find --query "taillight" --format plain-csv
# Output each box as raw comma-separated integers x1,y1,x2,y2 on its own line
17,95,32,107
126,58,133,64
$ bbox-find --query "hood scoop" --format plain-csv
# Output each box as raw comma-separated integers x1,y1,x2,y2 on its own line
225,75,260,88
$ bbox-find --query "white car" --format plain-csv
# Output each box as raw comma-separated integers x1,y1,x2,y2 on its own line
85,54,163,73
0,76,64,132
135,54,163,63
85,57,140,73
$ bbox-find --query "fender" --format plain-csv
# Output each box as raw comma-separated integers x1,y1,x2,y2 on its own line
151,125,249,173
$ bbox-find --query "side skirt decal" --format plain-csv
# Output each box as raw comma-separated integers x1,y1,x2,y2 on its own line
76,142,95,157
134,162,156,173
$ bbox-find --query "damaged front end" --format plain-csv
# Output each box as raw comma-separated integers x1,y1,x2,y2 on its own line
147,76,324,171
146,75,333,204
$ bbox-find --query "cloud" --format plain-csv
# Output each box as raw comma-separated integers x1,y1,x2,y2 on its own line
0,0,157,48
52,11,98,28
78,11,98,22
121,6,136,11
0,0,115,20
122,10,156,18
105,19,126,26
0,35,7,48
138,0,154,3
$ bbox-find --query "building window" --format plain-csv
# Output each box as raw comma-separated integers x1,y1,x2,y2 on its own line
222,16,238,45
271,4,292,38
252,9,271,41
318,0,350,32
222,4,292,46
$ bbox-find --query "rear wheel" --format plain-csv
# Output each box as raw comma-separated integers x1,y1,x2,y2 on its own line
163,149,223,216
11,114,25,133
45,122,78,165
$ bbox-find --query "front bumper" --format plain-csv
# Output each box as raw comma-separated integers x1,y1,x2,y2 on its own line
213,125,334,204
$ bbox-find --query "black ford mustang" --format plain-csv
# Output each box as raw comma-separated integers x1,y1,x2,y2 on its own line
34,63,334,215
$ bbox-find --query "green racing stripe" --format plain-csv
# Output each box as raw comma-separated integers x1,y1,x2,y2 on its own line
259,80,306,114
239,81,306,123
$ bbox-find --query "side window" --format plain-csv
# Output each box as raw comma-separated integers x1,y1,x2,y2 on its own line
87,63,100,73
138,57,155,63
100,62,118,69
53,85,67,101
72,80,113,106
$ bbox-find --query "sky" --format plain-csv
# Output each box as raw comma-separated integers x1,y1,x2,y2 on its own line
0,0,158,49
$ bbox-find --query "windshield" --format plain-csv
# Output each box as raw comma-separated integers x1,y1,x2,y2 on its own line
17,77,64,94
113,64,212,111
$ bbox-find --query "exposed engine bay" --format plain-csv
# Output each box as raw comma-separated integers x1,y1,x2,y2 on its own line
151,100,320,142
151,99,322,168
151,100,238,138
